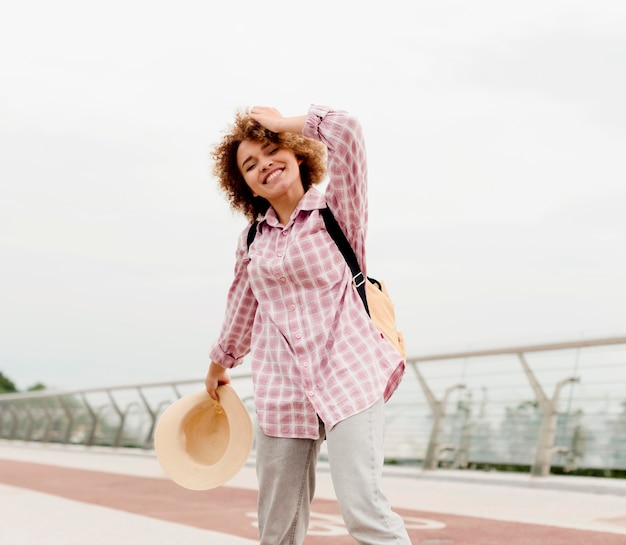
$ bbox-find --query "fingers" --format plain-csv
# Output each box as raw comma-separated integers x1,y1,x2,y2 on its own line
205,377,219,401
250,106,279,115
249,106,283,133
205,362,231,401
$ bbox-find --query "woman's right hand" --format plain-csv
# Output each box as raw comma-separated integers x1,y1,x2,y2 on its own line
205,361,231,401
250,106,307,135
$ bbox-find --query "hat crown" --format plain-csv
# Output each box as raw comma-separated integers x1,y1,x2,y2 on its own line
182,401,229,465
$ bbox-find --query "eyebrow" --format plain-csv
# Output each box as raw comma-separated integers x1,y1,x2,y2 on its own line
241,142,272,170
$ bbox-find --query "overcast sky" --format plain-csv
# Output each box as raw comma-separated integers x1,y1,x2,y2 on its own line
1,0,625,391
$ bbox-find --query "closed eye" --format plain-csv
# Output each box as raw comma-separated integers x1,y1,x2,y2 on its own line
242,146,278,172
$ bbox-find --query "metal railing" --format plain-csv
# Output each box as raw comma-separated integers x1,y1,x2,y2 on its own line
0,376,254,450
1,335,625,477
403,335,626,476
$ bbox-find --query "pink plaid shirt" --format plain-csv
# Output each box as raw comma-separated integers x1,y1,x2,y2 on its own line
209,105,405,439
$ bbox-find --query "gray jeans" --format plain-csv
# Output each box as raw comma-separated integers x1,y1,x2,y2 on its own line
255,398,412,545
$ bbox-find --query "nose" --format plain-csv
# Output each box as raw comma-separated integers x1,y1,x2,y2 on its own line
261,160,273,172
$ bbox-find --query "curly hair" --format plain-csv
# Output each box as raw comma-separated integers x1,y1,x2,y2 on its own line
211,110,327,222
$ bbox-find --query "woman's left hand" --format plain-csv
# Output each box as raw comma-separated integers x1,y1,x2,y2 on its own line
205,361,231,401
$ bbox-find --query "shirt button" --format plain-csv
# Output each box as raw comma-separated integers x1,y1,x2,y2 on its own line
279,277,286,284
295,333,302,339
308,391,315,397
289,304,295,310
277,252,283,257
303,361,309,367
281,231,288,236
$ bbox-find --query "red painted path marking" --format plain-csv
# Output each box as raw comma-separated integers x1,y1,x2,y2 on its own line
0,459,623,545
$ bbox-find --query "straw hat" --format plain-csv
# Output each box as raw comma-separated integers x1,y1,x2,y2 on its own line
154,385,254,490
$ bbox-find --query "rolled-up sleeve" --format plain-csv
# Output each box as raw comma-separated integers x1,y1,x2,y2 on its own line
303,104,368,276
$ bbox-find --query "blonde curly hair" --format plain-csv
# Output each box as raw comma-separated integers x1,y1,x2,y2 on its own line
211,110,327,222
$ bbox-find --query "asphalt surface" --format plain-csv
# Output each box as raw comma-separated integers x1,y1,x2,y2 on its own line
1,441,626,544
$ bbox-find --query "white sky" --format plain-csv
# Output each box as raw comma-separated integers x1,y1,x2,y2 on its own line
1,0,625,391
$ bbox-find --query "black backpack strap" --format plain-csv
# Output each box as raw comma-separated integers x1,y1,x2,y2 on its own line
321,207,370,316
246,222,258,251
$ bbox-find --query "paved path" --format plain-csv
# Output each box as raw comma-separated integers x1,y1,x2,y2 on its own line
1,441,626,544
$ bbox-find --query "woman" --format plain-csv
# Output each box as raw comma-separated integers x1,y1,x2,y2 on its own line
205,105,411,545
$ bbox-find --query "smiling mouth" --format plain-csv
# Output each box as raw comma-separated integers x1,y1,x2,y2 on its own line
263,168,283,184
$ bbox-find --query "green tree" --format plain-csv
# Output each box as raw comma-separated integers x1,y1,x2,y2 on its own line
0,372,18,394
27,382,46,392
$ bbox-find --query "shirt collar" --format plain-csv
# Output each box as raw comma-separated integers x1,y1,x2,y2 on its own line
258,187,326,229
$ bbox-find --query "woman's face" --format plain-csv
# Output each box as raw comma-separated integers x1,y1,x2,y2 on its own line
236,139,303,206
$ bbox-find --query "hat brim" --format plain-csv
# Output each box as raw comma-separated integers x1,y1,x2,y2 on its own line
154,385,253,490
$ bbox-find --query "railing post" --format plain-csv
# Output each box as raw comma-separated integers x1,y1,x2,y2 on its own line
59,396,75,443
42,399,55,442
82,393,98,446
23,405,37,441
411,362,465,470
8,405,20,439
137,387,157,448
106,390,125,448
518,353,579,476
